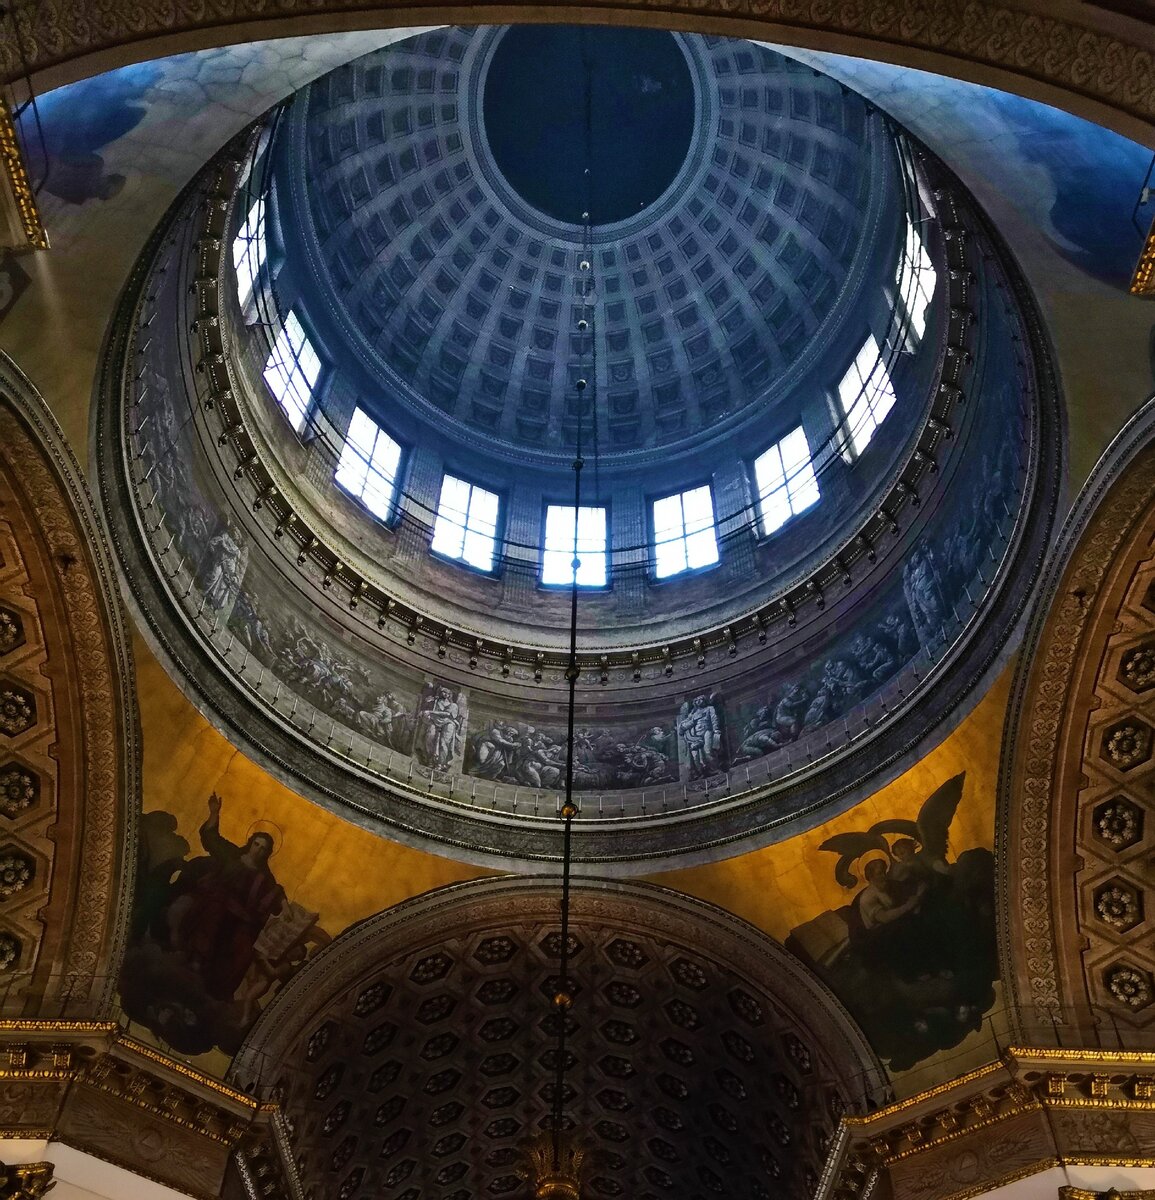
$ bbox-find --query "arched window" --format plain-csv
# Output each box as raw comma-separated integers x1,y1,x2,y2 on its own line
232,197,267,311
262,311,321,434
896,218,936,345
431,475,501,571
837,334,896,458
542,505,608,587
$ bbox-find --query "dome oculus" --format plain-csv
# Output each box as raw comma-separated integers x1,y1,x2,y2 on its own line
482,26,695,225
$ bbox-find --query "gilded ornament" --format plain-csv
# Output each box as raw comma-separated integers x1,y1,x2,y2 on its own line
1104,964,1153,1010
0,1159,54,1199
1093,797,1144,851
1101,721,1153,771
1118,643,1155,692
0,766,36,820
0,935,22,972
0,689,34,738
0,97,47,252
0,852,32,900
1093,881,1143,931
0,610,21,654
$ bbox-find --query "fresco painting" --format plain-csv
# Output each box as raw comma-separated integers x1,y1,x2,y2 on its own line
120,652,491,1067
786,772,997,1071
123,792,330,1056
651,671,1009,1087
20,63,163,205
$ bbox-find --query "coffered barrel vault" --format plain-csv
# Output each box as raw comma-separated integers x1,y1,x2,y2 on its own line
232,877,885,1200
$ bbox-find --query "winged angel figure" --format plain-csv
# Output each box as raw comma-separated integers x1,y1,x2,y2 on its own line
785,772,997,1071
819,772,964,887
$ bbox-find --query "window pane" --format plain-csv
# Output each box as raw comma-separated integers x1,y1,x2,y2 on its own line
432,475,499,570
542,505,607,586
652,486,717,578
838,334,895,457
462,527,495,571
898,219,936,343
468,486,499,535
755,427,819,535
685,526,720,570
263,311,320,435
652,494,683,540
233,198,266,310
682,486,714,535
335,407,401,520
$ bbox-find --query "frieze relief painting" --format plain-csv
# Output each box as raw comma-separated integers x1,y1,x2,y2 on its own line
134,323,1023,807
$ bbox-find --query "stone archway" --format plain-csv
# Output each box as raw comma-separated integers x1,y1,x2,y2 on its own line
234,875,885,1200
1001,394,1155,1042
0,351,139,1017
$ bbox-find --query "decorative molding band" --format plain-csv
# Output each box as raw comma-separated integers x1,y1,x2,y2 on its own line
1061,1189,1155,1200
0,353,140,1017
2,1,1155,144
1130,210,1155,296
820,1045,1155,1200
0,96,46,253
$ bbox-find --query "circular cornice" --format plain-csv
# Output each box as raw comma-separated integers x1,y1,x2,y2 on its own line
467,26,710,241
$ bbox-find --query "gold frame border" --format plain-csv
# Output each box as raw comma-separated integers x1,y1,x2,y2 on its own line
0,93,47,250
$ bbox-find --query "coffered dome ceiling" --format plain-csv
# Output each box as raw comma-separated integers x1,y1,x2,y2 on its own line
95,25,1062,869
281,27,894,464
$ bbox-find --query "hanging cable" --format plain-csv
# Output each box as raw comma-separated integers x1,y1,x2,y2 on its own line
547,26,597,1179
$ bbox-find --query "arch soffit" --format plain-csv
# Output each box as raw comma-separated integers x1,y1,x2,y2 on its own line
5,2,1155,148
0,351,139,1017
999,393,1155,1034
232,874,884,1099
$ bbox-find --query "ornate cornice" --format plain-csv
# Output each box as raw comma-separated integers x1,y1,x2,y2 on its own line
0,1022,296,1200
2,1,1154,145
820,1046,1155,1200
